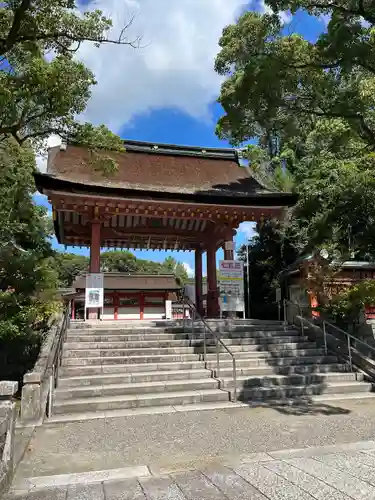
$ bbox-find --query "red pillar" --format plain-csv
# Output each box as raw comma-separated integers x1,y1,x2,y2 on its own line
89,222,101,320
206,243,219,318
195,248,203,316
90,222,101,272
71,299,75,320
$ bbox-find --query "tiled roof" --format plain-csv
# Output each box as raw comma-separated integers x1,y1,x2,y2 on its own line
72,273,181,291
39,140,294,202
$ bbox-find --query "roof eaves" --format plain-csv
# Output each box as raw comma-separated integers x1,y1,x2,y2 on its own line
66,139,238,161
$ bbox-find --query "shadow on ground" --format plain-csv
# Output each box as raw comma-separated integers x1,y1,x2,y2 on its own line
187,322,353,416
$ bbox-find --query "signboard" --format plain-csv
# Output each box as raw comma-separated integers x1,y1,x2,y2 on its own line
276,287,282,303
218,260,244,313
165,300,172,320
85,273,104,309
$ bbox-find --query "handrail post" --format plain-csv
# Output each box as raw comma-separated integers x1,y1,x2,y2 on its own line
203,323,207,363
283,299,287,331
216,336,220,378
323,321,328,356
191,307,195,336
348,334,353,371
298,303,304,336
232,358,237,402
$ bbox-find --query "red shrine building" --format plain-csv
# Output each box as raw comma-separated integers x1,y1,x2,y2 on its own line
35,140,296,319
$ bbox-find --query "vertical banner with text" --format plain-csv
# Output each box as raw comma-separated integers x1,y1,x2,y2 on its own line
218,260,244,313
85,273,104,309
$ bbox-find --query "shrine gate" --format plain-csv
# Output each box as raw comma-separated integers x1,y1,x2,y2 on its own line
35,140,296,318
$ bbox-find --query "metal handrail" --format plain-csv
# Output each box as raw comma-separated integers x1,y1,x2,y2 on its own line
180,297,238,402
47,303,71,418
283,299,375,374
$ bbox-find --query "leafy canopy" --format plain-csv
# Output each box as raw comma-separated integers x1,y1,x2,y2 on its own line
0,0,136,166
215,4,375,147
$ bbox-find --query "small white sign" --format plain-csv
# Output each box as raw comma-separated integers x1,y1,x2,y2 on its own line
85,273,104,309
276,287,282,302
165,300,172,320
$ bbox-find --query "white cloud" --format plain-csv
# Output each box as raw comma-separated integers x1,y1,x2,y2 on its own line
36,134,62,172
259,0,292,25
77,0,247,131
238,222,256,239
182,262,195,277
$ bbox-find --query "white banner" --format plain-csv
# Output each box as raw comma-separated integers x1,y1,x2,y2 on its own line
165,300,172,320
218,260,244,312
85,273,104,309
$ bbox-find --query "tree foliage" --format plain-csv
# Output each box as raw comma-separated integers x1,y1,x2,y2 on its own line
0,138,60,381
0,0,135,168
216,4,375,317
52,251,189,286
215,3,375,147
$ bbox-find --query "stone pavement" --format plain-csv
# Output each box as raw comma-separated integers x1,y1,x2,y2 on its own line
8,398,375,499
13,398,375,478
5,440,375,499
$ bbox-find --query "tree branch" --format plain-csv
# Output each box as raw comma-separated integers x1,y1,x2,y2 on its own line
308,2,375,24
289,105,375,144
0,0,32,56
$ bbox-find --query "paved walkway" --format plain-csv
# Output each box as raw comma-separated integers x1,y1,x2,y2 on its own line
13,398,375,477
7,398,375,499
6,440,375,499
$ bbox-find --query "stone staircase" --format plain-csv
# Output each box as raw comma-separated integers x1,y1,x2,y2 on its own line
51,320,374,420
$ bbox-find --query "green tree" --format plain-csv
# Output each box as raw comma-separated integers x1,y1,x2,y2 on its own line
51,252,89,287
0,1,138,169
101,250,138,274
161,257,189,284
0,138,60,381
215,6,375,147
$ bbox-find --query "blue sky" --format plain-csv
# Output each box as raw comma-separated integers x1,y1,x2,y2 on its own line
34,2,326,277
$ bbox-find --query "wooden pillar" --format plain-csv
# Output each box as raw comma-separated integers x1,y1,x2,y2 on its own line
206,243,219,318
71,299,75,320
195,248,203,316
89,221,101,320
90,222,101,273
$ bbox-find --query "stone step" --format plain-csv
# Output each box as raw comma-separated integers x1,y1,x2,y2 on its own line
55,378,220,400
60,360,206,377
212,363,350,378
68,326,297,337
205,355,339,369
63,342,316,358
63,336,308,349
52,389,230,414
220,372,364,388
62,353,201,366
235,381,373,401
205,348,325,360
63,347,199,357
59,355,340,378
58,368,212,387
65,331,301,343
61,348,326,366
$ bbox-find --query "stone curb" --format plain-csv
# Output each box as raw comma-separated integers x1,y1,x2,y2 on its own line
12,465,150,493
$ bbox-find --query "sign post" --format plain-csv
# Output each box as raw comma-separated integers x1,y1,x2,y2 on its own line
218,260,245,317
85,273,104,320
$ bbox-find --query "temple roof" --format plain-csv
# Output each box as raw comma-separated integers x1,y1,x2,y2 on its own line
72,273,181,291
34,140,297,206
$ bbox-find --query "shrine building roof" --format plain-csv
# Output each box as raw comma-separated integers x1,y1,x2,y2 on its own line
34,139,297,207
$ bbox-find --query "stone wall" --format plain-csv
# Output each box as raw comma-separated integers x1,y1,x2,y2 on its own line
0,381,18,495
20,313,63,424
